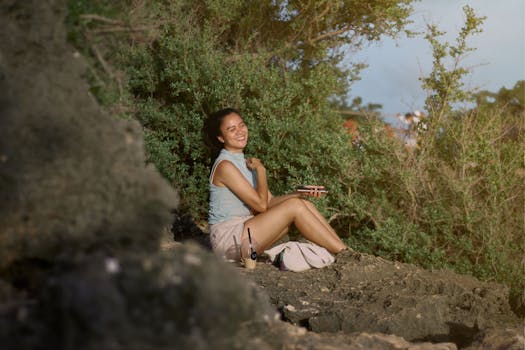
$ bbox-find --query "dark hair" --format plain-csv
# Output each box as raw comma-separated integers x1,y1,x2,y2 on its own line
202,107,241,160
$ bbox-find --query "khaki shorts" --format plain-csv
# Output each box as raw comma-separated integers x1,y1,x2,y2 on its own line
209,216,253,261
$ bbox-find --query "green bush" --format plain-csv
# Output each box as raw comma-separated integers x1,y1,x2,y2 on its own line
340,98,523,293
66,0,524,301
121,18,357,220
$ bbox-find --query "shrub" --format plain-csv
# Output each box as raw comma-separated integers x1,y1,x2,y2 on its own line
66,0,524,302
121,17,356,220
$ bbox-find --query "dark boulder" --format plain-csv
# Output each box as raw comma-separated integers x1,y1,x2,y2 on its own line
1,244,275,350
0,0,179,268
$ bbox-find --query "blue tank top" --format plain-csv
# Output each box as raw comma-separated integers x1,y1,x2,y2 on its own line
208,149,257,224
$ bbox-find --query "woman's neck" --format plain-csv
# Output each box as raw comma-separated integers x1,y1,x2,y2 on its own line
223,146,243,154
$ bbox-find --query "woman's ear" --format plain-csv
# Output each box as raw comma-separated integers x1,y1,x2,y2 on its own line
217,135,224,143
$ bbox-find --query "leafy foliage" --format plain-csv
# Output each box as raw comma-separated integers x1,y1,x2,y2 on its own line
410,6,522,294
420,5,485,115
105,0,415,218
66,0,524,304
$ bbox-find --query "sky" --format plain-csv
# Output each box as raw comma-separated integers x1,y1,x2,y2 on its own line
346,0,525,125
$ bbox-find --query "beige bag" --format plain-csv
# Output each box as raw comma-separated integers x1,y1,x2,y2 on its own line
264,241,335,272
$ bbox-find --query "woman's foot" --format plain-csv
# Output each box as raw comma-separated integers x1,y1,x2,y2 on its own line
334,246,358,261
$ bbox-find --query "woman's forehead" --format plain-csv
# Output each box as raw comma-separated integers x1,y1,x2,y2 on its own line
221,113,244,128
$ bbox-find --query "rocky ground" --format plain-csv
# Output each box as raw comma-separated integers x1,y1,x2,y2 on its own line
0,1,523,349
168,227,523,350
238,249,523,349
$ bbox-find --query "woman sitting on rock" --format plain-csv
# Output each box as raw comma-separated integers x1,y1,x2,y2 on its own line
203,108,347,268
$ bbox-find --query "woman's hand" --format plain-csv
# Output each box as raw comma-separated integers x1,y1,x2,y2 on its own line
246,157,265,172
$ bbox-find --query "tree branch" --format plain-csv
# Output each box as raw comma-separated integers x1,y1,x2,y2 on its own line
310,24,352,44
79,14,124,26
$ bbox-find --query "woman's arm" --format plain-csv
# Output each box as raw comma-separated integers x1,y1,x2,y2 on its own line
213,159,269,213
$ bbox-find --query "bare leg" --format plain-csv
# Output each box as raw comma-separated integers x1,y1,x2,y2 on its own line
270,195,344,245
241,197,346,254
301,199,345,246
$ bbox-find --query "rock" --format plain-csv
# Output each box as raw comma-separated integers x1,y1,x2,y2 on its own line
29,244,277,350
241,250,522,348
0,0,179,268
239,321,459,350
0,243,459,350
170,209,211,250
464,327,524,350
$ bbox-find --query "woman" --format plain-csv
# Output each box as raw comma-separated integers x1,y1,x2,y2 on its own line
204,108,347,268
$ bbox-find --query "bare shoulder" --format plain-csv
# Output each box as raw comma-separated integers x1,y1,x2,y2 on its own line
214,160,242,183
215,160,237,174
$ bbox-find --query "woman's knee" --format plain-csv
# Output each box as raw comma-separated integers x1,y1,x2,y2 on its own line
282,197,309,215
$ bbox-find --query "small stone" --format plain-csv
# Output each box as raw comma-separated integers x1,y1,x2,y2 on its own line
105,257,120,274
184,253,201,265
284,304,296,312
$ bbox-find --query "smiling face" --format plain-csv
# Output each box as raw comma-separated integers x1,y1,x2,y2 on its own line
217,112,248,153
